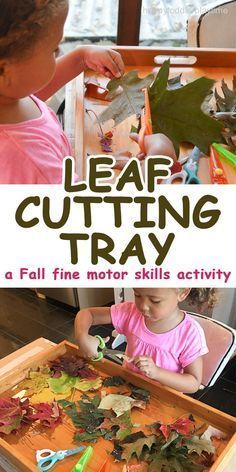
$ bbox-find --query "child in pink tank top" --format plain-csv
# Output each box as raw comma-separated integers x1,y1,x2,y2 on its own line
75,288,217,393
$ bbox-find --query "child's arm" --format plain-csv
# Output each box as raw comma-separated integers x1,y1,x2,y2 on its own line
131,356,202,393
37,45,124,101
74,306,112,358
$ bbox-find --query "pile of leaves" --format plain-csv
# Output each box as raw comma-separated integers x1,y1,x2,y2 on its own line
0,397,30,435
99,60,225,155
214,76,236,151
59,392,143,443
0,397,63,435
111,416,215,471
49,355,98,379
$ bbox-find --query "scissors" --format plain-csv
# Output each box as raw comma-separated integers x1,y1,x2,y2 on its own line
98,458,110,472
212,142,236,168
92,335,126,362
36,447,85,471
138,88,153,153
70,446,93,472
163,160,188,184
209,145,228,184
183,146,202,184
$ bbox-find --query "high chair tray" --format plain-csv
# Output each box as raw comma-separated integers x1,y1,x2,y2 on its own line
0,340,235,471
64,46,236,183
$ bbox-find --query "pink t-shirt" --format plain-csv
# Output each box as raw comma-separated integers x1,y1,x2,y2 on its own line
111,301,208,375
0,95,72,183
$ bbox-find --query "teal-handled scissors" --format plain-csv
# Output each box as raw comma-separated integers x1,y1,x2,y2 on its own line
36,447,85,471
183,146,202,184
92,335,126,362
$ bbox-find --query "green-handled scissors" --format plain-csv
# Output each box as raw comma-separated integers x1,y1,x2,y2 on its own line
70,446,93,472
92,335,126,362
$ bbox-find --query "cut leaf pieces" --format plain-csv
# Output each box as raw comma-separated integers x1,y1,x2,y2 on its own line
99,394,146,417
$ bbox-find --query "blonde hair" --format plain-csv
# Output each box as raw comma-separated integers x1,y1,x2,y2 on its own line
0,0,67,60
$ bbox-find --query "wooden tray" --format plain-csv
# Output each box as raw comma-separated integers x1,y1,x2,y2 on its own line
64,47,236,183
0,340,235,471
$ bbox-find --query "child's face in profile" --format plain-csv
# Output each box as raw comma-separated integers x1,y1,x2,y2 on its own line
2,2,68,98
133,288,187,322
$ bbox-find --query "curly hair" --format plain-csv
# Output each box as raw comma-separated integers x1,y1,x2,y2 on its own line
187,288,218,308
0,0,67,60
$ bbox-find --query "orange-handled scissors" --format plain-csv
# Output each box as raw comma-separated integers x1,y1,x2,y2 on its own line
209,145,228,184
138,88,153,153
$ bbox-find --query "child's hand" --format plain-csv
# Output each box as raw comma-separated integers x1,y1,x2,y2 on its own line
130,132,177,161
131,356,159,380
77,334,100,359
83,46,124,78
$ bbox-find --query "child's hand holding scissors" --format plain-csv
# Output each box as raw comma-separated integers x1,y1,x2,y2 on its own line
131,355,159,380
130,132,177,161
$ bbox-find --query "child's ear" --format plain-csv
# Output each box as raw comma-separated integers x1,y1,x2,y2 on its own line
177,288,191,303
0,60,11,84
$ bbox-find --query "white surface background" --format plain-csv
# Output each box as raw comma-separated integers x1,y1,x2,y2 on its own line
0,184,235,287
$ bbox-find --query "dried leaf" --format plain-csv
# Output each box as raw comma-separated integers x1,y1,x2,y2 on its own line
129,384,150,403
49,372,76,394
111,411,133,441
103,376,126,387
27,401,62,428
99,70,154,126
49,355,82,377
0,397,30,435
98,394,145,417
184,435,215,455
30,388,56,404
75,377,102,392
121,434,156,462
160,416,195,440
19,369,50,396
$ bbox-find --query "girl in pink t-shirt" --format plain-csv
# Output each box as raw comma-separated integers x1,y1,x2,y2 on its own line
75,288,217,393
0,0,125,183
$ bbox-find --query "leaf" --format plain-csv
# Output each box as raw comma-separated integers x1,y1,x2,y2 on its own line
160,416,195,440
49,372,76,394
99,70,154,125
0,397,30,435
49,355,84,377
103,376,126,387
149,70,223,154
184,435,215,455
26,401,62,428
20,369,50,396
129,384,150,402
98,394,146,417
121,434,156,462
214,77,236,150
61,394,105,437
111,411,133,441
75,377,102,392
30,388,55,404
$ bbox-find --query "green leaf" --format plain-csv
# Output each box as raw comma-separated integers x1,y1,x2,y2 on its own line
99,70,154,125
184,435,215,455
129,383,150,402
149,74,223,154
48,372,76,394
102,376,126,387
149,59,169,99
